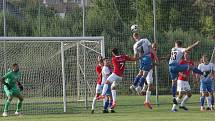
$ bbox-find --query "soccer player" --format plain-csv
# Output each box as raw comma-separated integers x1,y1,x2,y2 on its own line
1,63,24,117
99,48,136,108
100,58,113,113
171,52,195,112
169,40,203,106
142,42,159,109
197,55,215,111
129,33,158,109
91,55,104,114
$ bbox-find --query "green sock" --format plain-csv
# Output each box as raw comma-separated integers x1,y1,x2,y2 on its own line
4,100,11,112
16,100,23,112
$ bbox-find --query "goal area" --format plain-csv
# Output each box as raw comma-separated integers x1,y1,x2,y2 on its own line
0,36,105,114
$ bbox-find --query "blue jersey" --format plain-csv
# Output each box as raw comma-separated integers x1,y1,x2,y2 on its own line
169,47,186,65
133,38,151,57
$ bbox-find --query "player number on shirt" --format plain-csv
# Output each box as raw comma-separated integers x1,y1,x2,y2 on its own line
119,62,125,69
171,51,177,60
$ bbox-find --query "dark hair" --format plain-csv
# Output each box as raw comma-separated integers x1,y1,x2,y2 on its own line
112,48,119,55
12,63,18,67
175,40,182,47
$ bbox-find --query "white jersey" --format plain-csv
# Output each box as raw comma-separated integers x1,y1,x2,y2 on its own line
133,38,151,57
101,66,111,85
198,63,215,80
169,47,186,64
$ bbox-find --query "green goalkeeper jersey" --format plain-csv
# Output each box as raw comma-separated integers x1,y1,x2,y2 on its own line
4,71,21,88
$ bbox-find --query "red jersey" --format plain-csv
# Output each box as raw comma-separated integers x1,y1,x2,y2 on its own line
96,64,103,84
178,59,194,81
112,55,131,77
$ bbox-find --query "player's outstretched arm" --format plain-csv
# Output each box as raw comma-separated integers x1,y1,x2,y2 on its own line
129,55,138,61
185,41,200,52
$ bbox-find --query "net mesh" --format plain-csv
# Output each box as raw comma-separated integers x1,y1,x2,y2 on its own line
0,38,103,114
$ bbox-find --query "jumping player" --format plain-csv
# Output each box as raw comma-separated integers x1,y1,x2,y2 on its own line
130,33,158,94
1,63,24,117
169,40,203,107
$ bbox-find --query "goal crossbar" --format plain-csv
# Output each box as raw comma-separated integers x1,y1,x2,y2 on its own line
0,36,104,42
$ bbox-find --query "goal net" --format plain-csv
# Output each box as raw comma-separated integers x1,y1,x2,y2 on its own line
0,37,104,114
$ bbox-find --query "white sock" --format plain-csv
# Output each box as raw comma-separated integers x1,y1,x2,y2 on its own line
208,96,212,108
142,84,147,92
172,104,177,110
91,97,96,110
103,97,107,106
206,97,209,107
95,84,100,94
145,91,151,103
111,90,116,103
180,95,189,106
176,97,181,104
101,84,108,96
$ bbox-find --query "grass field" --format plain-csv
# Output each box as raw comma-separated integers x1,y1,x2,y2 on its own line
1,95,215,121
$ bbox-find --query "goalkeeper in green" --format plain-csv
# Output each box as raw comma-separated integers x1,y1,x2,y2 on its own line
1,63,23,117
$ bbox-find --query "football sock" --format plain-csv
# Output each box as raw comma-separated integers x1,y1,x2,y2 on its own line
4,99,11,112
139,77,146,87
181,95,189,106
111,90,117,103
109,99,113,108
208,96,212,108
16,100,23,112
200,96,205,107
92,97,96,110
104,99,109,110
133,75,141,87
212,96,214,106
172,84,177,97
146,91,151,103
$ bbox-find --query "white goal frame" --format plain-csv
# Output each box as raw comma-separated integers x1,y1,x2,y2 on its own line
0,36,105,113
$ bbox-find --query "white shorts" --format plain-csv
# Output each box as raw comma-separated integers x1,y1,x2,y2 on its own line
146,69,153,84
177,80,191,92
107,73,122,83
107,73,122,89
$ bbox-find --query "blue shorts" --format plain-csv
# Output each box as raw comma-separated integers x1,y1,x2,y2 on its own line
169,63,189,80
200,79,213,92
139,55,152,71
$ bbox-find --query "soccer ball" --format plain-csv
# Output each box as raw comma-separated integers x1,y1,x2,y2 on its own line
130,24,139,33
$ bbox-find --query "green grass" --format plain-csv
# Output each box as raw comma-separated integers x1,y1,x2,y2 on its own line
1,95,215,121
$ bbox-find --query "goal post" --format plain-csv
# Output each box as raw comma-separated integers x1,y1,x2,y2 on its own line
0,36,105,114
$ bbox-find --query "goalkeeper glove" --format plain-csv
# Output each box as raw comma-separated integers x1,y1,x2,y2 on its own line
4,83,11,90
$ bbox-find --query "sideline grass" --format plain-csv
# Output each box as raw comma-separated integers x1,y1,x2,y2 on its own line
1,95,215,121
